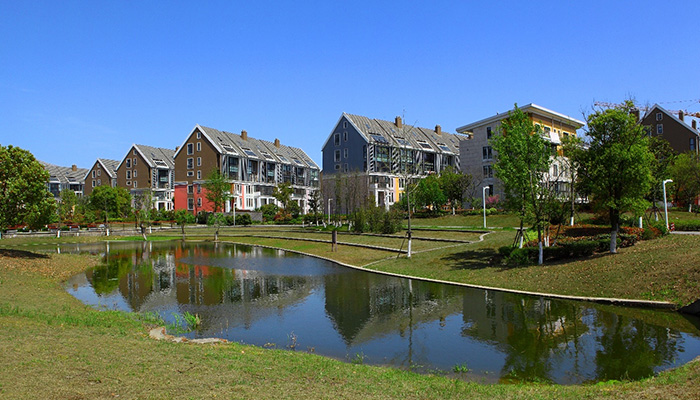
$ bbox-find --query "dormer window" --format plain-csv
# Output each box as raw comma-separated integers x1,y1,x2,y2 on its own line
656,112,663,121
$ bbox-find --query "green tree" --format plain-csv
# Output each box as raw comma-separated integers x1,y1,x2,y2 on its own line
58,188,78,223
668,152,700,211
308,189,321,224
207,212,227,242
273,181,294,211
174,209,195,240
203,169,231,213
572,102,653,253
413,174,446,214
0,145,56,232
439,166,472,214
491,104,557,264
259,203,279,222
89,185,131,221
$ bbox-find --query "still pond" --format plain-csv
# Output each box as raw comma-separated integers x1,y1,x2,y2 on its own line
49,240,700,384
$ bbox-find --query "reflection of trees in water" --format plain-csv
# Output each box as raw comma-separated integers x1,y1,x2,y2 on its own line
594,313,682,381
323,273,461,346
459,291,589,383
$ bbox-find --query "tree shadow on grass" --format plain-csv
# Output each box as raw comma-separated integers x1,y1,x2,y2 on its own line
441,248,500,271
0,249,49,259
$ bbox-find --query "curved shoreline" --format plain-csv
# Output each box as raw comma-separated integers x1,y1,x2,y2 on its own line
216,238,679,311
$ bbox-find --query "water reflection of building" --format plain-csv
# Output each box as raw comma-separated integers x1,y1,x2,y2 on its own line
91,243,317,332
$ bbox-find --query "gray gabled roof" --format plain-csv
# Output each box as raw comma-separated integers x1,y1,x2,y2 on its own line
40,161,88,184
187,125,319,171
341,113,466,154
118,144,175,170
85,158,119,181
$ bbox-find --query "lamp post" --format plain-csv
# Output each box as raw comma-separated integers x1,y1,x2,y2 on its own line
327,198,333,225
663,179,673,231
482,186,489,228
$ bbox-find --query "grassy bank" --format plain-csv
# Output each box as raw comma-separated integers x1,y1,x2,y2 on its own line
1,249,699,399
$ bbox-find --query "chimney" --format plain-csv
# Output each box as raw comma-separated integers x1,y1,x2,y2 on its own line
241,130,248,140
71,164,77,171
175,146,179,152
693,120,697,130
395,116,402,128
679,110,684,121
631,108,640,121
435,125,442,135
274,138,280,148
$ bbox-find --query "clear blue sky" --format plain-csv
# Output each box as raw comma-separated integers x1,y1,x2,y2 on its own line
2,1,699,169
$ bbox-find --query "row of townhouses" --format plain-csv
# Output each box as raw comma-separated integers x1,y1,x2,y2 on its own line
43,104,700,214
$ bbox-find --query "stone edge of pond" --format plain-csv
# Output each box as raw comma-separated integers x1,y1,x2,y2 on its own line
149,326,228,344
217,240,680,312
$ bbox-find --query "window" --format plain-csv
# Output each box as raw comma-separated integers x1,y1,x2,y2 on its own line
196,131,201,139
343,163,348,172
656,112,663,121
92,170,96,178
197,184,201,194
343,148,348,159
197,157,201,167
187,143,194,155
126,181,131,186
197,170,201,179
488,185,494,196
657,124,663,135
691,137,697,151
187,158,194,169
133,157,137,166
343,131,348,141
197,198,202,207
334,150,341,162
486,126,492,139
553,164,558,176
91,180,96,187
334,133,340,146
126,170,131,179
187,198,194,210
334,164,340,171
133,170,137,178
343,121,347,129
197,142,201,152
482,146,493,160
97,169,101,176
133,181,137,188
126,159,131,168
187,185,193,194
482,165,493,178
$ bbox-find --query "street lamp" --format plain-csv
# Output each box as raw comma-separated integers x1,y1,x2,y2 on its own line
482,186,489,229
663,179,673,231
327,198,333,225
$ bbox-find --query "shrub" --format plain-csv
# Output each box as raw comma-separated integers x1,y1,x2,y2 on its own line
259,204,279,222
235,214,252,226
196,211,210,225
673,220,700,231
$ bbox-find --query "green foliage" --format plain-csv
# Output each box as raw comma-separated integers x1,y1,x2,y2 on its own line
272,182,294,211
413,174,446,213
207,212,227,227
668,152,700,209
174,209,195,236
439,166,472,210
203,169,231,213
352,205,402,234
573,101,654,253
89,185,132,220
0,145,56,230
58,189,78,222
235,213,252,226
287,200,301,219
259,203,279,222
647,137,676,204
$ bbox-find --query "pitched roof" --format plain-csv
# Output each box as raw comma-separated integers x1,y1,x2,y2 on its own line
118,144,175,170
456,103,585,133
642,104,700,138
39,161,88,184
179,124,319,170
332,113,467,154
84,158,119,181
